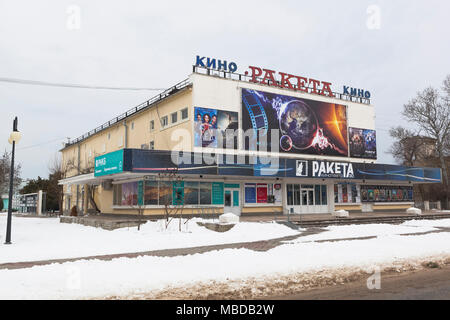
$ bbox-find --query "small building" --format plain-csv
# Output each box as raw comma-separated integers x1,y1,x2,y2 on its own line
59,57,441,217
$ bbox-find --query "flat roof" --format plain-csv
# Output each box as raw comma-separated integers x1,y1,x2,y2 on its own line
61,78,191,150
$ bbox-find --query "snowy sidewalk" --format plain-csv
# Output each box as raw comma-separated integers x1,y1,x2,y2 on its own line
0,222,450,270
0,228,323,270
0,215,301,264
1,218,450,299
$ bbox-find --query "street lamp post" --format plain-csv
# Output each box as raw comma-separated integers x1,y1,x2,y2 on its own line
5,117,21,245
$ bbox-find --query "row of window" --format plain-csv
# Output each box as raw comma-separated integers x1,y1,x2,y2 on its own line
113,180,214,206
361,185,413,202
74,108,188,164
157,107,189,130
114,182,414,207
244,183,282,204
334,183,360,204
141,141,155,150
334,183,414,203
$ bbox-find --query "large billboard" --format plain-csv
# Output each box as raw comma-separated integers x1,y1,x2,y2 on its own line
194,107,238,148
241,88,348,157
349,127,377,159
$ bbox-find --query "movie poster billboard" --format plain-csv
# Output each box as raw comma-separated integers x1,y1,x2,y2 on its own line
241,88,348,157
194,107,238,148
349,127,377,159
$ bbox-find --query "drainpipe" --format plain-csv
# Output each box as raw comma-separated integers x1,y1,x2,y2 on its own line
123,120,128,148
76,143,80,215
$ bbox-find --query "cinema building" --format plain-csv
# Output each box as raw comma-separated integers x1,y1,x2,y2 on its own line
59,57,441,217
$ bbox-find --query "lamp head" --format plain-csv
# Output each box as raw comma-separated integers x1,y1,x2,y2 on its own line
9,131,21,144
9,117,21,144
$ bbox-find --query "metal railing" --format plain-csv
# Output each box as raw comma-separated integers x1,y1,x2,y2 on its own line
193,65,371,105
64,78,192,148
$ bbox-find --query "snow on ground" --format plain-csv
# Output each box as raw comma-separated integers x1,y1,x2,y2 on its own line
0,215,300,264
0,227,449,299
400,218,450,228
285,219,450,243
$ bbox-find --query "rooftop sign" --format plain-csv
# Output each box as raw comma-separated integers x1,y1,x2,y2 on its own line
195,55,372,99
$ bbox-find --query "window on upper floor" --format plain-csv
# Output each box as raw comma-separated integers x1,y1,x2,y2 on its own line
150,141,155,150
131,122,135,130
161,116,168,128
171,112,178,124
150,120,155,131
181,108,188,120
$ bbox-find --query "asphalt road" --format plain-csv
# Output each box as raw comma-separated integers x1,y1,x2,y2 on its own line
266,265,450,300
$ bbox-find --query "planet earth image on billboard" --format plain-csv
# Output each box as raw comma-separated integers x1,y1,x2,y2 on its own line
242,88,348,156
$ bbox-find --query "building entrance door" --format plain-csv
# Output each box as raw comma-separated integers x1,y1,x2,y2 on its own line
301,185,315,214
286,184,328,214
224,188,240,215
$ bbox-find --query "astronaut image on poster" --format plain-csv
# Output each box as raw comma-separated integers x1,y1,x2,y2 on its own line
194,107,238,148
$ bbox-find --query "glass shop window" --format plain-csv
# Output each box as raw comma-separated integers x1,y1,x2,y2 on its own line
287,184,293,206
144,181,158,205
321,185,328,205
294,184,301,206
315,185,321,205
184,181,199,205
159,181,172,206
245,184,256,204
121,182,138,206
113,184,122,206
199,182,212,205
256,184,268,203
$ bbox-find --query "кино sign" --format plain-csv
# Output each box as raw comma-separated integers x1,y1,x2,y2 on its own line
195,55,238,73
343,86,371,99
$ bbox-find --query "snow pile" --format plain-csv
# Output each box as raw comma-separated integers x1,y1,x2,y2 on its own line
219,213,239,224
406,207,422,215
0,216,299,264
333,210,349,217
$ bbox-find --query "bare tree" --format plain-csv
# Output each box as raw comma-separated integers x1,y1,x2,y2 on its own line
48,153,77,215
401,78,450,208
78,155,100,214
136,201,145,231
443,74,450,152
388,127,430,166
0,150,22,196
158,170,186,231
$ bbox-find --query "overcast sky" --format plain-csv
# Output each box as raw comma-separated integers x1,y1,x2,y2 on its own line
1,0,449,180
